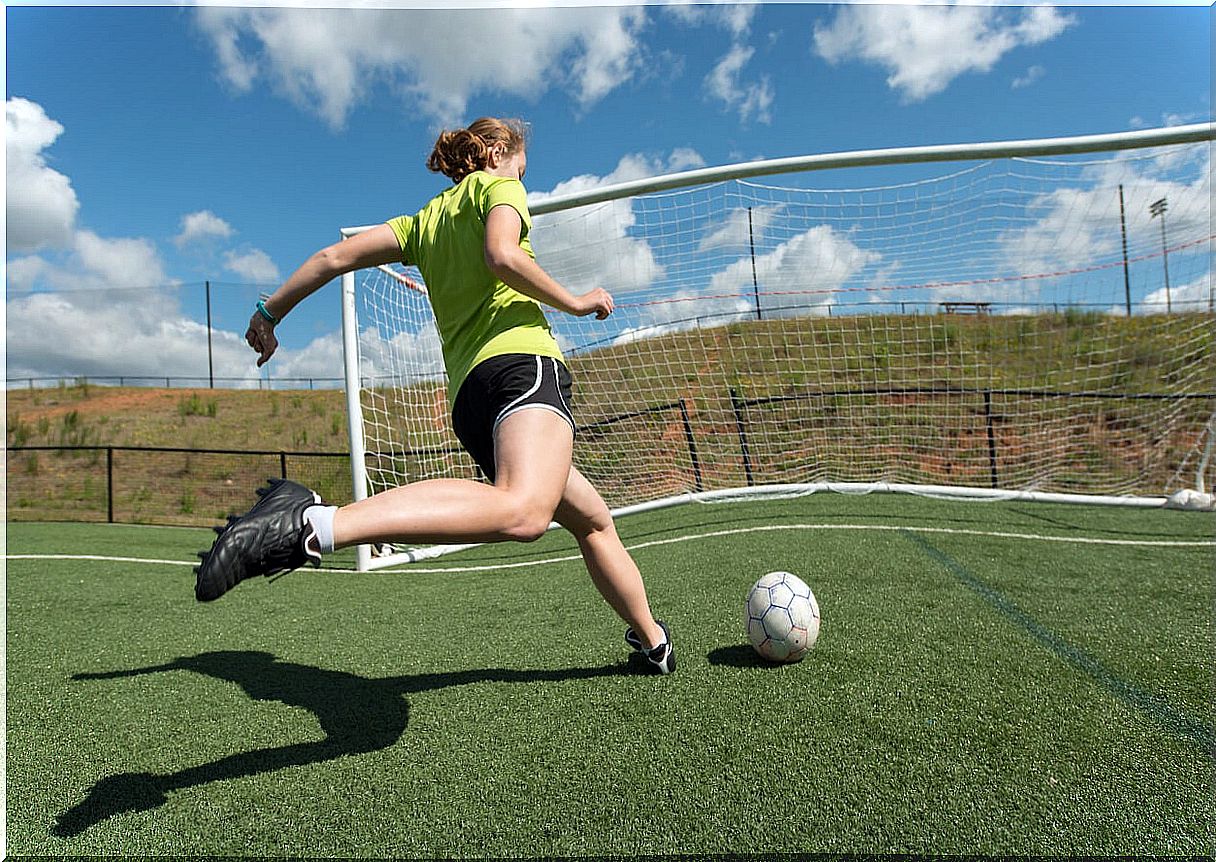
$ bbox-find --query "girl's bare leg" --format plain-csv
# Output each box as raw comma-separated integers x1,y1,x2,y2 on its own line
330,409,573,548
554,467,666,650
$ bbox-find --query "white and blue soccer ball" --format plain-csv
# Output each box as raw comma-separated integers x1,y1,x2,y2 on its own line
745,571,820,662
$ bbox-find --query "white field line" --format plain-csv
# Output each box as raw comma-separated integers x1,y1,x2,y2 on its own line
5,523,1213,574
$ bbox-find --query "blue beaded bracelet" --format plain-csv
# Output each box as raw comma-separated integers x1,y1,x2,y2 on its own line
255,299,280,325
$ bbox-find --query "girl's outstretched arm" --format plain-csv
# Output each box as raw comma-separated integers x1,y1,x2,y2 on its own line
246,224,402,366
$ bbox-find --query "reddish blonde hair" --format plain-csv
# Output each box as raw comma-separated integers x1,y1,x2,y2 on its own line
427,117,530,184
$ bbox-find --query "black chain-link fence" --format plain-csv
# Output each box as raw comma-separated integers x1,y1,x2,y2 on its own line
9,379,1213,529
7,446,353,527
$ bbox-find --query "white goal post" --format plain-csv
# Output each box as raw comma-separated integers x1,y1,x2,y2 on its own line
341,123,1214,571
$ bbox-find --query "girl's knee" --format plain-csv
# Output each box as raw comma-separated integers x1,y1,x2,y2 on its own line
504,501,558,543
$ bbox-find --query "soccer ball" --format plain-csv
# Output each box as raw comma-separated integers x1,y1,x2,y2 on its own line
744,571,820,662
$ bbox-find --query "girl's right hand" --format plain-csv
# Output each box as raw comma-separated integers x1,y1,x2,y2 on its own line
246,312,279,367
575,288,614,320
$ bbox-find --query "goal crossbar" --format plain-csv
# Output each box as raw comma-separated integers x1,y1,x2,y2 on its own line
342,123,1211,236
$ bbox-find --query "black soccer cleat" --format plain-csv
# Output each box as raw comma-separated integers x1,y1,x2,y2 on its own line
194,478,322,602
624,619,676,675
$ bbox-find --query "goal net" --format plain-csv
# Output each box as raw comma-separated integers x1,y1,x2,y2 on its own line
342,125,1214,569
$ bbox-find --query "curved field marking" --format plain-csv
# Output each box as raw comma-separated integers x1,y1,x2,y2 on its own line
5,523,1212,575
5,554,198,567
0,554,356,576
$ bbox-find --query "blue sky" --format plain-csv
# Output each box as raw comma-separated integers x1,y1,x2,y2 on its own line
4,1,1211,385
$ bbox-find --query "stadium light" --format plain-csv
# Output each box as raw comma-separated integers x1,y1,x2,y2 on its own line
1149,197,1171,313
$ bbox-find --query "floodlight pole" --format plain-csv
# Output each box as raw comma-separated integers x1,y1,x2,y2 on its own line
748,207,762,321
1118,185,1131,317
1149,197,1171,313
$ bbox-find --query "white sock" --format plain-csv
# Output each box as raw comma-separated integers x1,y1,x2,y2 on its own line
303,505,338,554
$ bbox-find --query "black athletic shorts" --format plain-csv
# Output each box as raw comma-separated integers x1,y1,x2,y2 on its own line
451,353,575,482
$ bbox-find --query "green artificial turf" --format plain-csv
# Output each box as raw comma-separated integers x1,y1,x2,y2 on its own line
5,494,1213,856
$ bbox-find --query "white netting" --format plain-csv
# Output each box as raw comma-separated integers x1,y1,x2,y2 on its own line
353,139,1213,509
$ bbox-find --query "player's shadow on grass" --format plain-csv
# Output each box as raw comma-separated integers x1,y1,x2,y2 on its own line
707,644,778,668
54,650,629,838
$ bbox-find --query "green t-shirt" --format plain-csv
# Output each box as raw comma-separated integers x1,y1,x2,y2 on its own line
386,172,564,407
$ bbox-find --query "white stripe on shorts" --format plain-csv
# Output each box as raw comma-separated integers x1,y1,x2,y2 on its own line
551,357,572,417
495,402,575,434
491,356,575,435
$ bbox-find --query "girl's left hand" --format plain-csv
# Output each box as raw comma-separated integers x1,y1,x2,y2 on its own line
246,313,279,367
574,287,614,320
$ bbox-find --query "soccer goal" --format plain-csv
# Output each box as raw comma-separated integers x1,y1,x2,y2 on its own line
341,123,1214,571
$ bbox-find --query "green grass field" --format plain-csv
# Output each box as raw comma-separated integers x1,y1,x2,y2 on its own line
6,494,1214,856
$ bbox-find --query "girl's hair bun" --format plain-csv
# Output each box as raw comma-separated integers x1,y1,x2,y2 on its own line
427,117,530,184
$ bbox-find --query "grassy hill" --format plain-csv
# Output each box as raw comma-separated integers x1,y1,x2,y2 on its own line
7,311,1213,526
6,386,354,525
6,385,351,452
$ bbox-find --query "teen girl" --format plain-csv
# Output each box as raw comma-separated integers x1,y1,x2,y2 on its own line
195,118,674,674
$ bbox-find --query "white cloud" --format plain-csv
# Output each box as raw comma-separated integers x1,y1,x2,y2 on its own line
73,230,170,290
1142,273,1213,313
195,6,647,129
284,265,448,387
1014,4,1073,44
664,2,757,38
224,248,281,283
174,210,235,247
863,260,906,304
697,204,784,254
660,148,708,174
999,145,1211,276
1129,112,1201,131
719,4,759,39
358,324,446,385
6,230,185,379
531,149,706,295
6,97,80,252
537,149,707,202
1011,64,1045,90
3,99,247,383
609,289,753,347
1000,185,1119,276
668,4,773,125
813,4,1073,102
5,100,174,295
249,314,446,390
6,255,51,294
599,221,882,344
568,9,646,107
5,285,444,386
4,290,263,384
708,224,881,316
15,230,174,296
705,44,774,124
1161,111,1205,127
265,331,345,383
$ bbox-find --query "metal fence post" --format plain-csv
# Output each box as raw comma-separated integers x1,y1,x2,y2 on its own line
678,398,703,493
107,447,115,523
205,280,215,389
729,388,755,487
983,390,999,489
